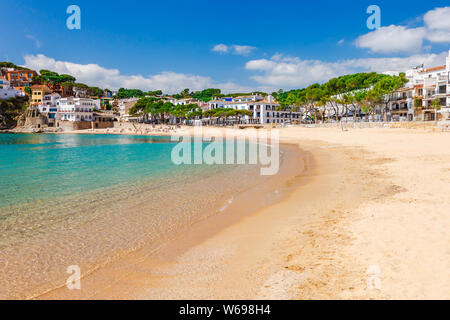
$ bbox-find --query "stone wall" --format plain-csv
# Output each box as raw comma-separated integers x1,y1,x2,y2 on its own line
55,120,114,131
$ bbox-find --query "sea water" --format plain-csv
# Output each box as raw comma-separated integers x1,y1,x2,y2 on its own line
0,133,271,298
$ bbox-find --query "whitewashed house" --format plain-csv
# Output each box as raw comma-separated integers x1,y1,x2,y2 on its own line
0,77,25,100
56,97,94,122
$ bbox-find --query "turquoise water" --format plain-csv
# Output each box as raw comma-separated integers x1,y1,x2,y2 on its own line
0,133,269,299
0,133,188,209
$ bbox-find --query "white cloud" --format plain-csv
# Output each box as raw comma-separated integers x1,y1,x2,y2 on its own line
424,7,450,43
246,52,448,88
231,45,256,56
24,54,249,94
355,25,425,54
212,44,256,56
212,44,229,53
424,7,450,32
337,39,345,45
355,6,450,54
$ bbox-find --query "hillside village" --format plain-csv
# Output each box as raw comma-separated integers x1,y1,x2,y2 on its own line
1,50,450,132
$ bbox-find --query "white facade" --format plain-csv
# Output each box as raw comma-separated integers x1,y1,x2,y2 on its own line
394,49,450,121
226,99,301,124
37,93,61,122
207,95,301,124
56,97,94,122
118,98,139,120
173,98,199,106
207,100,226,110
93,99,101,110
0,77,25,100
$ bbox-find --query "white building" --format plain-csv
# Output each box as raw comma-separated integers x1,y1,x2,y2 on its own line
389,49,450,121
173,98,199,106
207,99,226,110
118,98,139,121
56,97,94,122
208,95,301,124
37,93,61,124
0,77,25,100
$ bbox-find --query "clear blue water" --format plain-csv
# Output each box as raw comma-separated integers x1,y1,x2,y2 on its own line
0,133,268,298
0,133,199,209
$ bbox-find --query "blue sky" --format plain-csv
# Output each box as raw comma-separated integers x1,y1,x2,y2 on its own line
1,0,449,93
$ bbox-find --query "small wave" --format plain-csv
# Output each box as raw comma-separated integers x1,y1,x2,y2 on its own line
219,197,234,212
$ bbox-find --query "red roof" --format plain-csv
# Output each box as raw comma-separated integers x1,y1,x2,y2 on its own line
419,65,446,73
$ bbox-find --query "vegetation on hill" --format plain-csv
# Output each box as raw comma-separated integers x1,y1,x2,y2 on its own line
0,62,31,71
221,91,268,98
116,88,146,99
191,88,221,102
0,97,29,129
33,69,76,84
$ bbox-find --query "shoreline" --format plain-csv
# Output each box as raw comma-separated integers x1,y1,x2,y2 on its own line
35,140,309,299
1,136,303,300
2,126,449,299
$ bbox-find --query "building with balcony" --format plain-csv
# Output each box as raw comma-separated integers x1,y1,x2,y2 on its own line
37,93,61,126
388,49,450,121
30,85,52,106
0,77,25,100
2,69,38,92
56,97,94,122
207,95,302,124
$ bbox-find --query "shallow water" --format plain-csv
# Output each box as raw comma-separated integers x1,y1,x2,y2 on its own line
0,133,275,299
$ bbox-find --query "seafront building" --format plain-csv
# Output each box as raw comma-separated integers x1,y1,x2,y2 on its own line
37,93,61,126
31,85,52,105
384,55,450,122
118,98,139,121
56,97,95,122
0,76,25,100
207,94,302,124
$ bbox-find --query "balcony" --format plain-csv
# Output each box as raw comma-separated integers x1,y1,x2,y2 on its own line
438,75,449,83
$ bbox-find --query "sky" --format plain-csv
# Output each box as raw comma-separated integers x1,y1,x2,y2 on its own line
1,0,450,93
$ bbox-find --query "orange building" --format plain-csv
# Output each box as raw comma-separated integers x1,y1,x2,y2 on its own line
3,70,38,92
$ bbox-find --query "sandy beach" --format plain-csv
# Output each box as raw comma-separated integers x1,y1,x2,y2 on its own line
34,125,450,300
